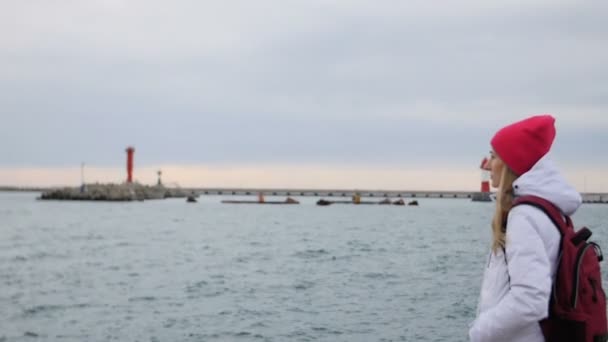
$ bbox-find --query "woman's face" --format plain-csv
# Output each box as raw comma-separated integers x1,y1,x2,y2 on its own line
488,151,505,188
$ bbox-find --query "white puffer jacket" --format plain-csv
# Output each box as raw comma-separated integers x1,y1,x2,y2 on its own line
469,155,582,342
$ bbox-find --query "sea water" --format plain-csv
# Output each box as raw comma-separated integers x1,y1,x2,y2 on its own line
1,192,607,341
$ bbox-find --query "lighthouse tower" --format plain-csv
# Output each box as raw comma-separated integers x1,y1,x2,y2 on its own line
480,157,490,193
126,146,135,183
472,156,492,202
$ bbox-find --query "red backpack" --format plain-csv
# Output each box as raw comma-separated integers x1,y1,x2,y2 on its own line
512,195,608,342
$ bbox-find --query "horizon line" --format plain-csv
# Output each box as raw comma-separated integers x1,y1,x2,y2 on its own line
2,185,608,196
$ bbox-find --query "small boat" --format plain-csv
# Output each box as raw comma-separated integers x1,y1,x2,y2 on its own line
186,196,197,203
221,199,299,205
316,199,332,206
408,200,419,206
222,195,299,205
378,198,392,205
316,198,377,206
285,197,299,204
392,199,405,206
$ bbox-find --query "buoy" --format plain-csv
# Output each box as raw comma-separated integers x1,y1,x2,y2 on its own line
352,192,361,204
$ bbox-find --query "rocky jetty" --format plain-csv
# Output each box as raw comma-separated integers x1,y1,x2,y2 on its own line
39,183,191,201
392,199,405,206
471,192,493,202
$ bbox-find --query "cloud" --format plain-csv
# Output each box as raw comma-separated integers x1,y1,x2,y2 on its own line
1,0,607,175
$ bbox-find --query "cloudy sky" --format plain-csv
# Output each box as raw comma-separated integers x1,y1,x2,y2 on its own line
1,0,607,191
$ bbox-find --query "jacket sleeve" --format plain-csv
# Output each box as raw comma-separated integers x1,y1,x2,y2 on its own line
469,208,552,341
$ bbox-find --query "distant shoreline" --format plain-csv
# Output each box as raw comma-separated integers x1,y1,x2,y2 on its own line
1,185,607,203
0,186,50,192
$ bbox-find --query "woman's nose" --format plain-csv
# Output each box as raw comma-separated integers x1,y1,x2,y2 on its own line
482,158,491,171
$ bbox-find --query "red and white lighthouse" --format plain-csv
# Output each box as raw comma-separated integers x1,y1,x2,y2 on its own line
480,157,490,193
126,146,135,183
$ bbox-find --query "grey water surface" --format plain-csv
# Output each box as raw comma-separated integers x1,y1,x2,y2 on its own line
2,192,607,341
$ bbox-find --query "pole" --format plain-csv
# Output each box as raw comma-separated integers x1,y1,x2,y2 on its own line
80,162,86,193
584,175,588,193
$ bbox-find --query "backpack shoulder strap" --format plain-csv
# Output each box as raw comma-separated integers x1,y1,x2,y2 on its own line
512,195,573,236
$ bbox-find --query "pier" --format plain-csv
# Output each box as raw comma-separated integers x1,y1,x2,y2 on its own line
187,188,608,204
192,188,472,199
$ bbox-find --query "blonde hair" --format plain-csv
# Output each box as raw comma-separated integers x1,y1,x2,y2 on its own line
492,164,519,253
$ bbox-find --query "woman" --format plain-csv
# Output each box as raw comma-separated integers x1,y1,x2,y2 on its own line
468,115,582,341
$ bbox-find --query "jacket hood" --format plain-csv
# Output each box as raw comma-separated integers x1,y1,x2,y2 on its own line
513,154,582,216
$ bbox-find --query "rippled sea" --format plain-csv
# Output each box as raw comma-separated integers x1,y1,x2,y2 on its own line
1,191,607,341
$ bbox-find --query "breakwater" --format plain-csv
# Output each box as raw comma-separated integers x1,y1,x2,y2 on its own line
38,183,191,201
189,188,608,204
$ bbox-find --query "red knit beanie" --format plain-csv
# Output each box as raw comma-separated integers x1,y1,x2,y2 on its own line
490,115,556,175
